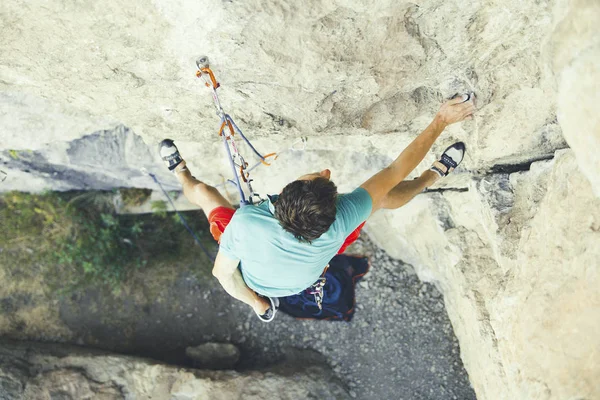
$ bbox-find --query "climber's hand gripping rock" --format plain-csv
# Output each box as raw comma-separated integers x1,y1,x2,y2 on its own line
435,93,476,127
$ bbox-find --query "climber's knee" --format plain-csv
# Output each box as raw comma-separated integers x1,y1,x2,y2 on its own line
189,182,216,203
187,182,231,212
192,182,211,197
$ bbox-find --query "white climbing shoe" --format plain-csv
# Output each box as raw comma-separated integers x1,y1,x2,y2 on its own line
159,139,184,172
430,142,466,177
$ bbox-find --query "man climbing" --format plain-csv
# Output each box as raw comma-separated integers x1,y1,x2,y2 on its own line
159,94,475,321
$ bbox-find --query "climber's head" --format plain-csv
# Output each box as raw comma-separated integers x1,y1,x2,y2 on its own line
275,169,337,243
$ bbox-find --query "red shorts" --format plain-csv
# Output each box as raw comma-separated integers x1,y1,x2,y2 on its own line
208,206,365,255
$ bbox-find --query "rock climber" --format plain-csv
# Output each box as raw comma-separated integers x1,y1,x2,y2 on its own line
159,94,475,322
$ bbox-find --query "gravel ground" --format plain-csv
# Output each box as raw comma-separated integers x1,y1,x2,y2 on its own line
59,235,476,400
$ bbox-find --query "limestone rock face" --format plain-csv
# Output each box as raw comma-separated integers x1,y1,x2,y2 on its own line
368,149,600,400
0,340,350,400
1,1,599,400
1,0,571,195
547,0,600,196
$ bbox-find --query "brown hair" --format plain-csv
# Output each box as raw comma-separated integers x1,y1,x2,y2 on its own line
274,178,338,243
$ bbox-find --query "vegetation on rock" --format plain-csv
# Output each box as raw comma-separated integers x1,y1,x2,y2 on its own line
118,188,152,207
0,191,214,293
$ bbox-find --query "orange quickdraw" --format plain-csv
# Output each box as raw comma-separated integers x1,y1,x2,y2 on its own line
260,152,278,166
239,160,250,182
195,56,281,206
196,67,220,89
218,119,235,137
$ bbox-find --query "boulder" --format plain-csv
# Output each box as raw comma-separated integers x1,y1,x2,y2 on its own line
0,340,350,400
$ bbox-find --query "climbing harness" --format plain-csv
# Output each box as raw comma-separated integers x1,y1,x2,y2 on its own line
195,56,276,207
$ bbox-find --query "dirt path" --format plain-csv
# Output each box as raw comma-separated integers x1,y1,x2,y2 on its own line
55,236,475,400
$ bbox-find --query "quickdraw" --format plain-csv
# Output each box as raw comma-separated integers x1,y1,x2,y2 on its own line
307,277,327,310
307,264,329,310
195,56,277,206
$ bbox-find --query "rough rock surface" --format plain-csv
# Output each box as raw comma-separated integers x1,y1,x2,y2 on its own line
185,342,241,370
0,340,350,399
0,0,574,195
368,149,600,400
547,0,600,196
1,1,599,400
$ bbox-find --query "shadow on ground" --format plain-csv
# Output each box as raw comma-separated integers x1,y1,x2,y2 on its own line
57,236,475,400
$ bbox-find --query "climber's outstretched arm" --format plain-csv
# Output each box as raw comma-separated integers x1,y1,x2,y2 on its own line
212,250,270,314
361,95,475,212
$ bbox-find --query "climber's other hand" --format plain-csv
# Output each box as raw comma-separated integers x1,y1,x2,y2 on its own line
435,93,476,127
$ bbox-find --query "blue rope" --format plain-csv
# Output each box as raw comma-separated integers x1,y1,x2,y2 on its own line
226,115,265,162
148,172,216,262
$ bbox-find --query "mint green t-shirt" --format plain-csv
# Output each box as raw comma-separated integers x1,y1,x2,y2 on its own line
219,188,373,297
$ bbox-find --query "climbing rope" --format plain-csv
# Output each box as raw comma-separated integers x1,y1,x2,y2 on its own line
195,56,276,207
143,57,307,260
214,136,307,190
147,171,216,261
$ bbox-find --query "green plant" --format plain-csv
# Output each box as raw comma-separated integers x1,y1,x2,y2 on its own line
120,188,152,207
151,200,168,218
1,191,216,294
168,190,181,200
67,191,115,212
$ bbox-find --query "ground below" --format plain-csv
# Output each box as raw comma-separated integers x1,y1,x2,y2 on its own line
1,193,474,400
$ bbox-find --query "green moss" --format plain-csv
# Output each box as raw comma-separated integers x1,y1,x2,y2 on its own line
1,191,215,293
151,200,168,217
119,188,152,207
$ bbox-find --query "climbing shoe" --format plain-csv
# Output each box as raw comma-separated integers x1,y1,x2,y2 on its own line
430,142,466,177
159,139,184,172
255,296,280,323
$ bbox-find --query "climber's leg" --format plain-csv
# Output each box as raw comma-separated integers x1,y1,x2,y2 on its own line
173,164,235,243
159,139,232,215
380,170,439,210
174,163,232,214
